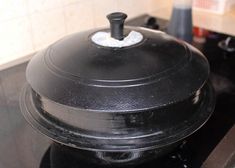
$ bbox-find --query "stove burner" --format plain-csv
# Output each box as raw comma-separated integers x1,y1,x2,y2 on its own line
218,37,235,53
40,142,192,168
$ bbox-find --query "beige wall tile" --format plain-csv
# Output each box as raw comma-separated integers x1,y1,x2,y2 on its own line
148,0,173,12
0,17,33,60
0,0,161,69
30,8,66,50
64,1,94,34
147,0,156,12
0,0,28,21
61,0,83,6
93,0,118,27
117,0,148,18
27,0,63,14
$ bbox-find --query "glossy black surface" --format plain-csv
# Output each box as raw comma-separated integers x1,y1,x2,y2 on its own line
0,16,234,168
21,13,214,166
40,142,191,168
0,63,51,168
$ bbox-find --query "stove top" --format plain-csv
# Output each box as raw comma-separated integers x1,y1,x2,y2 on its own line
39,141,193,168
0,15,234,168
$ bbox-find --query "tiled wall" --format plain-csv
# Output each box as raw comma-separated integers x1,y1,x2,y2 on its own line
0,0,171,68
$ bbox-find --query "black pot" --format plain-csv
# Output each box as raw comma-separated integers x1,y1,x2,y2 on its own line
20,12,215,167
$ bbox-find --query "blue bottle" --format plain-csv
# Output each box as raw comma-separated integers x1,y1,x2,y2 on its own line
167,0,193,43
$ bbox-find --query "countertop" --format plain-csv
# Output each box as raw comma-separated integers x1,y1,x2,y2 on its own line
0,62,51,168
150,6,235,37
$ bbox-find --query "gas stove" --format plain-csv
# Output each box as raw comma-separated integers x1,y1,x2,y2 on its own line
0,15,234,168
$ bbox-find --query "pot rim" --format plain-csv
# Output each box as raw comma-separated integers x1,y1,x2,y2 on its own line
20,82,215,152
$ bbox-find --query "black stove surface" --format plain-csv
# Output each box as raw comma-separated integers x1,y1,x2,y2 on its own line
0,16,234,168
40,141,192,168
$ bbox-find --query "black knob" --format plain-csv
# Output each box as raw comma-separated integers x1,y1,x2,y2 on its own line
145,16,159,30
107,12,127,40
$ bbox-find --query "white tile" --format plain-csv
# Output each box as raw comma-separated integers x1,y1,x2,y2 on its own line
93,0,118,27
64,1,94,34
0,17,33,61
27,0,63,14
117,0,148,18
147,0,156,12
61,0,82,6
148,0,173,12
0,0,28,21
30,8,66,50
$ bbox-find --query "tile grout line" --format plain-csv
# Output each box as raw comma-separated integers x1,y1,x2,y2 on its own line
25,0,36,52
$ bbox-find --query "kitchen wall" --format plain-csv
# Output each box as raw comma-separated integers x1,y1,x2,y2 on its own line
0,0,172,69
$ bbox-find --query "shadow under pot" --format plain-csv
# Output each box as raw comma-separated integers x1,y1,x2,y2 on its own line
20,12,215,167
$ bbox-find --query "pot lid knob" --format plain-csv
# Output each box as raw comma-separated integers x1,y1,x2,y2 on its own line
107,12,127,40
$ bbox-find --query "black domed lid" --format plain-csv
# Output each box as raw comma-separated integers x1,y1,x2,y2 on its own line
26,13,209,112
